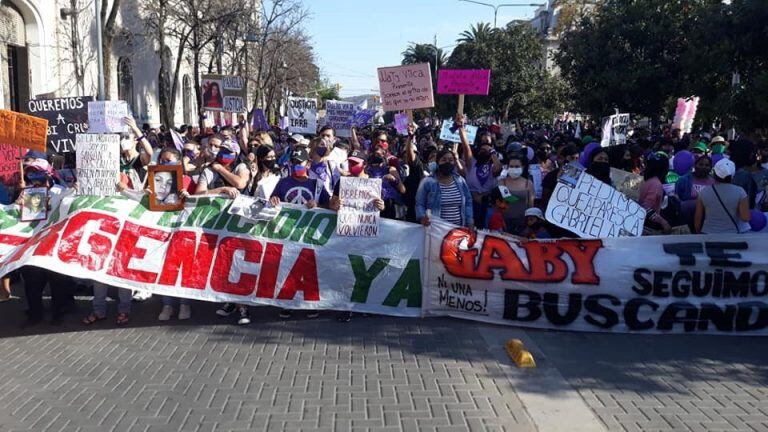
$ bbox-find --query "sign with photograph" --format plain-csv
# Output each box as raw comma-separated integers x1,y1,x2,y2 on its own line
148,165,184,211
201,74,246,113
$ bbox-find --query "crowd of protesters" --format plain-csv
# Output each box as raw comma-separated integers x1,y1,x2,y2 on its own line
2,110,767,327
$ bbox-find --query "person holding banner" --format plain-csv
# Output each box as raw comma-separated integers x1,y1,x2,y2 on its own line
194,139,249,197
248,144,281,200
695,158,751,234
308,137,337,196
415,148,473,229
366,145,405,220
118,117,154,193
498,153,534,235
639,152,674,234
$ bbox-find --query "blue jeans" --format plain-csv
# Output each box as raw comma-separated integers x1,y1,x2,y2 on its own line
92,281,131,317
162,296,191,307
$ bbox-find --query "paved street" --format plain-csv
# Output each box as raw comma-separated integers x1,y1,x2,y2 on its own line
1,289,767,432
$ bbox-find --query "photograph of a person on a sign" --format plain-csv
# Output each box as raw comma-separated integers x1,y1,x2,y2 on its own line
202,79,223,110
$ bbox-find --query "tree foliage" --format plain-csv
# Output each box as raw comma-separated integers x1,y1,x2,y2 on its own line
556,0,768,132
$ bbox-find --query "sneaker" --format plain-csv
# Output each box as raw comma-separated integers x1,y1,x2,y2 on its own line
132,290,152,302
237,307,251,325
278,309,291,319
306,311,320,319
158,305,173,321
216,303,236,317
178,304,191,320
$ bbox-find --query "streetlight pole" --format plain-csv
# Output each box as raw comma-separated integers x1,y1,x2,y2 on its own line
458,0,546,28
95,0,105,100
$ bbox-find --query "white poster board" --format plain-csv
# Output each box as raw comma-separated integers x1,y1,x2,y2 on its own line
324,100,355,137
87,101,130,134
336,177,382,237
439,120,478,143
287,97,318,134
75,134,120,196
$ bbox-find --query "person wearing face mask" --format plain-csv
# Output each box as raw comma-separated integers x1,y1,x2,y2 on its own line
403,123,428,222
308,137,337,196
118,117,154,192
194,139,249,198
249,144,281,201
541,145,580,207
499,154,535,235
366,146,405,220
460,124,502,230
585,148,612,185
415,148,474,229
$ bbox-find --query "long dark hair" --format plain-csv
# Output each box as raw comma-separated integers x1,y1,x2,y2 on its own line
203,82,223,106
644,152,669,182
506,153,530,179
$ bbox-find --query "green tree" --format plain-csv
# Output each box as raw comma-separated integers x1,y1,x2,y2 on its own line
401,43,447,70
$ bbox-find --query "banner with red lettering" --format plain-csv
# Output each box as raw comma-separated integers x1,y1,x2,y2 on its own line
424,219,768,334
0,196,424,315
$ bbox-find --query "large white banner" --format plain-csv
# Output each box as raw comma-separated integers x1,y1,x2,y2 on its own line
423,219,768,334
0,196,423,315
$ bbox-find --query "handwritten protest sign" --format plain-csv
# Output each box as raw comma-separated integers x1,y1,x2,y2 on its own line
324,100,355,137
377,63,434,111
337,177,382,237
287,97,318,134
201,74,246,112
75,134,119,196
600,113,630,147
27,96,91,153
0,144,19,185
13,113,48,152
545,164,646,238
352,109,376,128
437,69,491,95
439,120,478,143
0,111,17,144
251,108,269,132
610,167,643,202
88,101,129,134
394,113,409,135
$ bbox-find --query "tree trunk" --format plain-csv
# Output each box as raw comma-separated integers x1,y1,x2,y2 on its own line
194,50,203,131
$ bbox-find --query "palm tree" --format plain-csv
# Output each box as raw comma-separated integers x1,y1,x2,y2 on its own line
457,22,496,45
401,43,447,71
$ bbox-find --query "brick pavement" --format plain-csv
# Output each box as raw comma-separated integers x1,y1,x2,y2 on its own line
0,295,535,432
527,331,768,432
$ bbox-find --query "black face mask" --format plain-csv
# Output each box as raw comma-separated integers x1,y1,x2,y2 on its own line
261,159,276,170
438,162,454,176
589,161,611,181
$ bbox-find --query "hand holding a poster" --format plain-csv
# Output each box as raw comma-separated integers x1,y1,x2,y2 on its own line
336,177,383,237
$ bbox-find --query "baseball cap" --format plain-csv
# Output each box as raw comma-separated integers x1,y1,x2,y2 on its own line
711,136,726,144
691,142,709,153
20,150,47,160
290,147,309,162
219,139,240,155
290,134,310,146
713,158,735,179
525,208,545,220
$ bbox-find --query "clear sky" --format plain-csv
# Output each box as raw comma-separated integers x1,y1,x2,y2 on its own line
303,0,542,98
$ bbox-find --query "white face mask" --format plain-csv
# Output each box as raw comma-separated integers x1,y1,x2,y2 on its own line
508,167,523,178
120,139,134,151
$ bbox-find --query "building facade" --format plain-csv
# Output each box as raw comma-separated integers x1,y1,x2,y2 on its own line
0,0,238,127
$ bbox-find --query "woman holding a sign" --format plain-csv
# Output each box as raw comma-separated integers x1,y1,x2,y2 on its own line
459,124,502,230
415,148,474,229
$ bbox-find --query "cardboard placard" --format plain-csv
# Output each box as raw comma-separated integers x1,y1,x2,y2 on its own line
437,69,491,95
27,96,92,154
13,113,48,153
0,144,19,186
287,97,318,134
545,164,646,238
336,177,382,237
324,100,355,137
377,63,434,111
75,134,120,196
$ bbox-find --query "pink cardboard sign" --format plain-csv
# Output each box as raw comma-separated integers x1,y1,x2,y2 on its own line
437,69,491,95
377,63,434,111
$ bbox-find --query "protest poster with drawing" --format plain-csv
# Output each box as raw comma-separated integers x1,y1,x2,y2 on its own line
87,101,130,134
337,177,382,237
352,109,376,128
287,97,318,134
439,120,478,143
377,63,434,111
545,164,646,238
75,134,120,196
27,96,92,154
600,113,630,147
324,100,355,137
201,75,246,112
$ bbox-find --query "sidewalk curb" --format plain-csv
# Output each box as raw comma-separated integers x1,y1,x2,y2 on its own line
479,325,606,432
